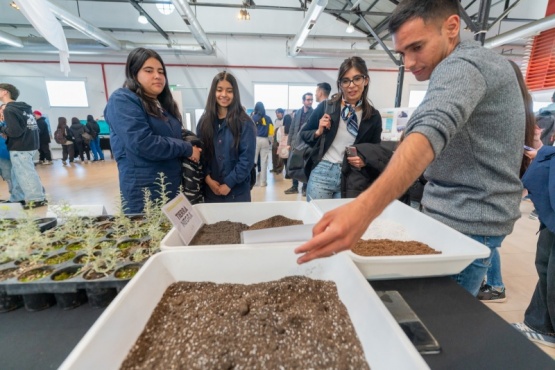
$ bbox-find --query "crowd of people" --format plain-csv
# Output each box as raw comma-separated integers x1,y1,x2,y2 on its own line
0,0,553,349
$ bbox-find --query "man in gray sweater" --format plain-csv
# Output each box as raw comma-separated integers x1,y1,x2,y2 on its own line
295,0,524,297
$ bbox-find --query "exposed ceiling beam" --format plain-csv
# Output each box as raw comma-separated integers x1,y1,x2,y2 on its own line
288,0,328,57
46,0,122,50
0,29,23,48
172,0,214,54
128,0,170,41
484,13,555,49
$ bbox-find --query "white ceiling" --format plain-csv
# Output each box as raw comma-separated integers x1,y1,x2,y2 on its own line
0,0,550,67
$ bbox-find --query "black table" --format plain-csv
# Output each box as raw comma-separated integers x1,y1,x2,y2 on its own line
371,277,554,369
0,277,552,369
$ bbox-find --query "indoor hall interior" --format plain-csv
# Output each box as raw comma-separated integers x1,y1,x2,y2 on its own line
2,153,553,359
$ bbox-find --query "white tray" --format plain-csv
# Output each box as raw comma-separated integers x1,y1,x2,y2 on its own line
311,199,491,280
60,245,428,370
160,201,322,249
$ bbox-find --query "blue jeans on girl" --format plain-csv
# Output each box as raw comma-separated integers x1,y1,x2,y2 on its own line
306,160,342,201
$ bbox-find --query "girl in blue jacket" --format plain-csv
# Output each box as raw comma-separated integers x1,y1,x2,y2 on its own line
105,48,201,213
197,72,256,202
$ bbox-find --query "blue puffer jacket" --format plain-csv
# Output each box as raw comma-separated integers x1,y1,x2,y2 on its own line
197,118,256,202
522,145,555,233
104,88,192,213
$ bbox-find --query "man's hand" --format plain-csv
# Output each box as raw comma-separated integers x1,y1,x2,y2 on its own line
294,198,374,263
295,132,435,264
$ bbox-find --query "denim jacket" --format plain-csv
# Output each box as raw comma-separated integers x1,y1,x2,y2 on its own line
104,88,192,212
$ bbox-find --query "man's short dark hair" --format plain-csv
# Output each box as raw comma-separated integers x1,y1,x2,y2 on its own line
302,92,313,102
276,108,285,114
0,83,20,100
388,0,460,35
317,82,332,97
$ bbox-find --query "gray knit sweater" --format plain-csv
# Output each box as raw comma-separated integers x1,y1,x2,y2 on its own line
405,40,524,236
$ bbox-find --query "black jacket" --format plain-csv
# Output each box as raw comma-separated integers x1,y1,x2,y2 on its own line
341,142,390,198
299,99,382,186
36,117,51,144
86,120,100,139
69,122,85,143
0,101,39,151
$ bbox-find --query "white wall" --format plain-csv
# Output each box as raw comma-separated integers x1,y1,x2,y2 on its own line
0,60,421,125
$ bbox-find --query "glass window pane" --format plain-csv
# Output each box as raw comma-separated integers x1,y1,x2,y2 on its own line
253,84,288,110
45,80,89,107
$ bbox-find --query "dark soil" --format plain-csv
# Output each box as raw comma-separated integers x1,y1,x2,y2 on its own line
0,267,18,282
121,276,369,369
189,216,304,245
247,215,303,231
352,239,441,256
83,269,111,280
189,221,249,245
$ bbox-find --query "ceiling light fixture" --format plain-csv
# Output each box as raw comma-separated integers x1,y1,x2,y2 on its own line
238,8,250,21
156,4,175,15
138,14,148,24
346,22,355,33
10,1,19,10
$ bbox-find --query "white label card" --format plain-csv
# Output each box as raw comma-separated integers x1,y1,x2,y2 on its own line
162,193,203,246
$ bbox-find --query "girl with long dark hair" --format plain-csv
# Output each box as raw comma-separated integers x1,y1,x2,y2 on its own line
197,72,256,202
104,47,201,213
300,56,382,200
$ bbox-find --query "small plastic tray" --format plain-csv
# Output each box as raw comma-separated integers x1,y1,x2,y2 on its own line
60,245,429,370
311,199,491,280
160,201,322,249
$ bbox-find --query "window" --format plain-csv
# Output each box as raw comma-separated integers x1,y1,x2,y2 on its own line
253,83,317,110
45,80,89,107
408,90,427,108
253,84,288,109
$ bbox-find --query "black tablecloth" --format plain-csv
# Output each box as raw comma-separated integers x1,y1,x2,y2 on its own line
371,277,554,369
0,277,552,369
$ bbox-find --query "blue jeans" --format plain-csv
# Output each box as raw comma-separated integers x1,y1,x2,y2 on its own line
452,235,506,296
89,136,104,160
0,157,16,201
306,160,342,201
486,247,504,289
9,150,45,202
524,226,555,336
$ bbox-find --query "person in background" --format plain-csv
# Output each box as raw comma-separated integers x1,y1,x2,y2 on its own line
86,114,104,162
0,104,15,202
300,57,382,201
270,108,285,175
477,60,536,303
57,117,74,165
284,93,313,196
251,102,273,187
539,91,555,114
0,83,47,209
33,110,52,165
513,139,555,347
104,48,200,214
295,0,525,300
69,117,87,163
197,72,256,203
315,82,332,103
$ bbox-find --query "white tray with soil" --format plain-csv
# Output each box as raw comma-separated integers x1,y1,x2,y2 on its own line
160,201,322,249
60,245,429,370
311,199,491,280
